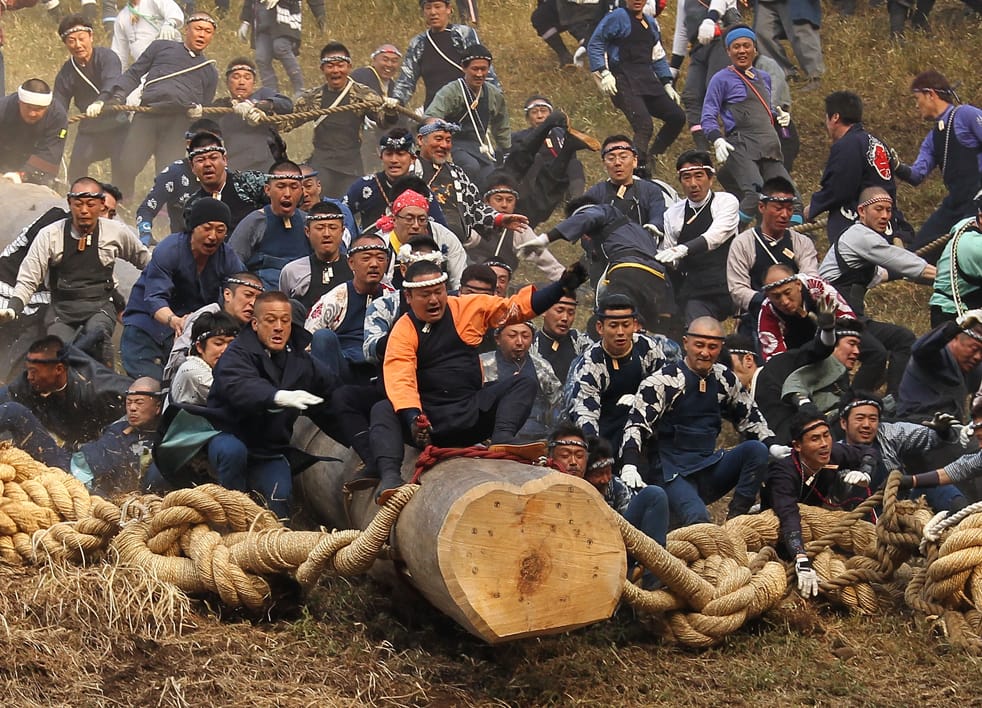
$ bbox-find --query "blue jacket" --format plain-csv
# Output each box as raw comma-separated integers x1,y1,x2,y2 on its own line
123,231,246,344
136,159,196,235
587,8,672,81
102,39,218,110
207,325,337,452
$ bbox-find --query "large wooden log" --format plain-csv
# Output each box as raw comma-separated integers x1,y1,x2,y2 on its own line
292,419,628,643
395,461,627,643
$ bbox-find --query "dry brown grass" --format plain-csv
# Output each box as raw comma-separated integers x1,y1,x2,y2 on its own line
3,1,982,704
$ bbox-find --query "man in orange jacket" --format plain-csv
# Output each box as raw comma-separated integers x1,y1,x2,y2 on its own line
369,257,586,502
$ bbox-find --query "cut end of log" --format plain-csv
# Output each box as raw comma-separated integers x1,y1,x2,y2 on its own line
399,464,626,643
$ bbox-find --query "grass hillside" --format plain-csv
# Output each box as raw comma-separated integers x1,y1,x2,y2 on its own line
2,2,982,705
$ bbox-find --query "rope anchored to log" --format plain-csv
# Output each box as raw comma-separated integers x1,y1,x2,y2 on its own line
4,444,982,651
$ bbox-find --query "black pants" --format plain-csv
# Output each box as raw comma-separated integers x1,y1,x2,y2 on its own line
507,129,579,228
610,83,685,161
369,376,536,477
69,128,125,183
117,113,187,202
855,319,915,395
601,263,678,339
681,42,730,129
913,199,976,264
332,382,385,468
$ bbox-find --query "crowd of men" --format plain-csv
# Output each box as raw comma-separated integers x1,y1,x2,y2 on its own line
0,0,981,597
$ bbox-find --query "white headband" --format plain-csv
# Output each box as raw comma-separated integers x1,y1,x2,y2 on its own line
403,272,448,289
18,86,53,107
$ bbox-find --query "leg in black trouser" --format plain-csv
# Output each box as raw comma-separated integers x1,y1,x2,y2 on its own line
913,200,974,263
602,264,679,340
116,114,187,203
610,84,685,164
532,0,574,66
930,305,956,328
855,319,915,395
332,382,385,473
68,129,124,183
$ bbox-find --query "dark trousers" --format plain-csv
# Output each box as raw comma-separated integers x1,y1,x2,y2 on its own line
46,305,116,368
855,319,915,395
0,402,69,468
369,375,536,477
610,85,685,160
681,294,734,327
600,264,678,339
121,324,172,380
117,114,188,202
662,441,767,526
69,129,125,183
913,200,976,264
681,42,730,129
332,382,385,468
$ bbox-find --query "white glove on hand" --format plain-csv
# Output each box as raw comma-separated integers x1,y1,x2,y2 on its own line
2,172,23,184
86,100,104,118
713,138,735,165
957,308,982,329
0,308,16,323
157,21,182,42
233,100,254,118
515,233,549,258
840,469,871,487
959,423,976,447
620,464,645,490
642,223,663,239
795,556,820,597
382,96,399,110
573,44,587,68
655,244,688,267
187,104,203,120
237,21,250,42
597,70,618,97
775,106,791,127
697,18,717,44
665,82,682,106
769,444,792,460
245,107,266,126
273,390,324,410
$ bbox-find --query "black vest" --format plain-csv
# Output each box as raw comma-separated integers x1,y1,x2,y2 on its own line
51,220,113,303
932,106,982,208
598,346,644,451
748,228,798,291
676,194,730,300
830,237,876,315
419,30,464,108
656,365,723,479
301,256,352,310
411,306,484,427
535,330,578,382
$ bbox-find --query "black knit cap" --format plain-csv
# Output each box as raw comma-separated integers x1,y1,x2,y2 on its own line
461,44,493,66
187,197,231,232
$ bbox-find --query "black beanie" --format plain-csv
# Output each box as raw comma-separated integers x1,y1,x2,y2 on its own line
187,197,231,232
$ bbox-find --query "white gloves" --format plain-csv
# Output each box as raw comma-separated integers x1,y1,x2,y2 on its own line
713,137,735,165
382,96,399,110
840,469,871,487
597,70,618,97
573,45,587,68
233,100,254,118
959,423,976,447
957,308,982,329
769,444,792,460
655,244,688,267
665,82,682,106
237,21,250,42
0,308,16,323
157,20,182,42
642,223,663,239
620,464,645,490
2,172,23,184
795,556,820,597
273,390,324,410
187,104,203,120
86,100,104,118
697,18,717,44
775,106,791,127
515,233,549,258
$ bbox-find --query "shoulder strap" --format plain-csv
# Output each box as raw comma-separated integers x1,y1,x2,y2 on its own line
426,30,464,72
726,65,773,124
